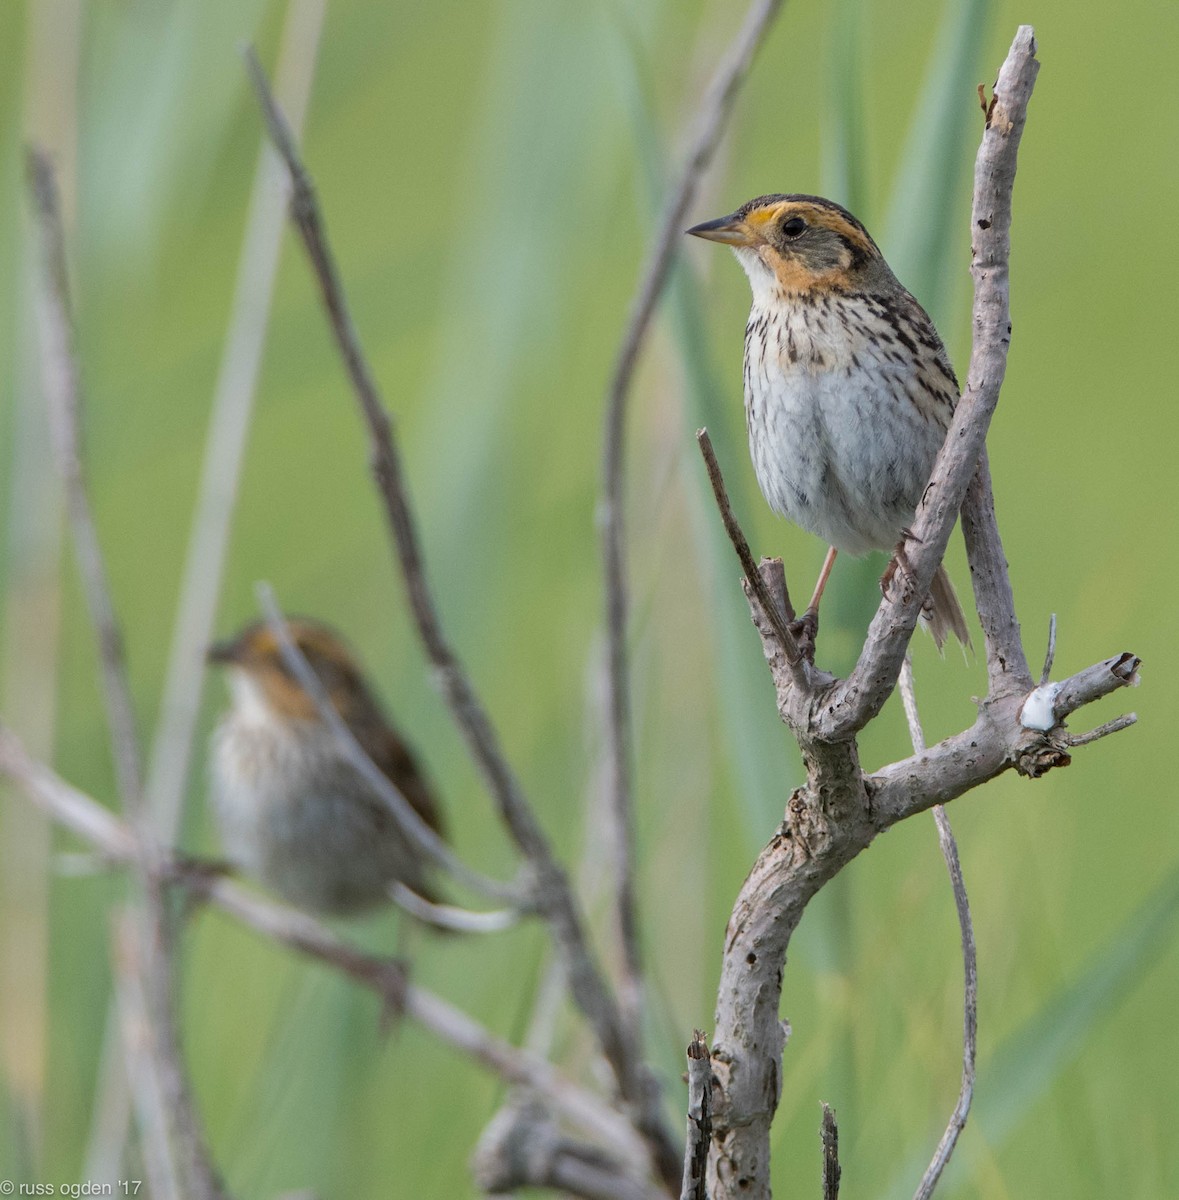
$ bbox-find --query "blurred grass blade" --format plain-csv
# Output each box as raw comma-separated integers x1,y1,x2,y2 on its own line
145,0,326,847
1,0,81,1177
671,271,797,840
817,0,887,674
821,0,868,218
83,0,270,269
881,862,1179,1199
415,1,616,566
978,864,1179,1142
882,0,993,316
605,7,796,843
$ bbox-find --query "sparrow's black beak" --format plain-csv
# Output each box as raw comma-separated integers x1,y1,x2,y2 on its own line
686,212,757,246
207,638,242,666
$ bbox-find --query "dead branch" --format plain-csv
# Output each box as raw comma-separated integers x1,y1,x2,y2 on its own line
473,1094,662,1200
696,428,809,682
680,1032,712,1200
27,147,143,819
820,1103,840,1200
26,148,227,1200
696,29,1139,1199
900,659,978,1199
243,50,680,1187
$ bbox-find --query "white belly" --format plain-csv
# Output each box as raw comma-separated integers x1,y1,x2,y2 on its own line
744,304,947,556
209,712,421,914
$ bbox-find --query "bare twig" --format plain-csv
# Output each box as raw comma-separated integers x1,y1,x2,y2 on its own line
256,582,524,907
0,727,649,1172
1052,651,1140,718
899,659,977,1200
26,146,143,818
0,727,133,859
868,652,1140,827
820,1103,840,1200
26,148,227,1200
1067,713,1137,748
473,1094,661,1200
959,450,1033,696
387,882,519,934
680,1032,712,1200
696,428,810,686
243,54,680,1186
599,0,786,1048
1040,612,1058,685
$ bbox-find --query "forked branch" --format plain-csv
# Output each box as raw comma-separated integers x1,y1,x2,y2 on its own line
695,28,1140,1200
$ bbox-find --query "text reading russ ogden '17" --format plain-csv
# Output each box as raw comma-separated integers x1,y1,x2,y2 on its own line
2,1184,142,1197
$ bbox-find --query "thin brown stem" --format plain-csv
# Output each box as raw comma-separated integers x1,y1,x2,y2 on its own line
243,52,680,1187
899,659,977,1200
696,429,811,688
598,0,786,1048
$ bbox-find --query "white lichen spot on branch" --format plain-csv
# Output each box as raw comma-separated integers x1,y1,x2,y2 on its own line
1020,681,1063,731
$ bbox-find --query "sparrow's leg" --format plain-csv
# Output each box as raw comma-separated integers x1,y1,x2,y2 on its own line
807,545,838,615
792,546,837,653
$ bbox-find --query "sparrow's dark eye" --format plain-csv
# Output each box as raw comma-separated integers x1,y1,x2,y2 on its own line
781,216,807,238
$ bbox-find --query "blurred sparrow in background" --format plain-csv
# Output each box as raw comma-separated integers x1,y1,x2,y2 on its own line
689,193,970,650
208,618,445,915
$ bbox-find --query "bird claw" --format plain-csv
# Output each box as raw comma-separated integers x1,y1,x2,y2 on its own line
169,854,235,924
378,957,411,1036
790,609,819,662
172,853,235,888
880,542,915,600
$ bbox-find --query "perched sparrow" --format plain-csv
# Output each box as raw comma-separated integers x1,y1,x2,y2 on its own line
688,194,970,649
207,619,445,915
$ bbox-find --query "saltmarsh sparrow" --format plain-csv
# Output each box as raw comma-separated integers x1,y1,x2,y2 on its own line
208,619,445,915
688,194,970,649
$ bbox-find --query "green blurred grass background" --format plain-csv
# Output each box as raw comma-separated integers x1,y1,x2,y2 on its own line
1,0,1176,1195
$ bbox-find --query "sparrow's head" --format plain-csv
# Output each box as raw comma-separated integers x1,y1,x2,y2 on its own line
688,194,891,298
208,618,377,724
